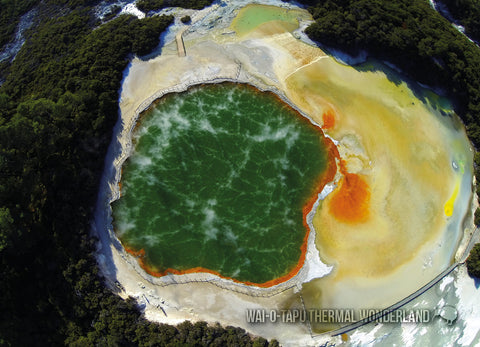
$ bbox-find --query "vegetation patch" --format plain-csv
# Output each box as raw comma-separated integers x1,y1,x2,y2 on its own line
0,4,279,345
467,244,480,278
436,0,480,43
136,0,213,13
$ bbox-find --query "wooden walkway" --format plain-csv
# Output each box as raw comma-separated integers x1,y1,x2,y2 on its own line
329,263,459,336
176,29,186,57
327,227,479,337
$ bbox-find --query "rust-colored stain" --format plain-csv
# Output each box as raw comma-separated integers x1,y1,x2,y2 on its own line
321,108,335,130
329,171,370,223
324,139,371,224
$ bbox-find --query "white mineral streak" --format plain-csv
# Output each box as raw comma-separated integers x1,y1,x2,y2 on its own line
121,3,145,19
0,8,37,64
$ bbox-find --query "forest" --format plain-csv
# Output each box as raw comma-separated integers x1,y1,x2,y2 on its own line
467,244,480,278
1,0,480,345
0,0,278,345
436,0,480,44
0,0,37,49
136,0,213,13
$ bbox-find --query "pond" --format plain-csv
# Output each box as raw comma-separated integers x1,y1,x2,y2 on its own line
112,83,330,285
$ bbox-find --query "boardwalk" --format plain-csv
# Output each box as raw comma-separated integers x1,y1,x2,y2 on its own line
329,263,459,336
328,227,479,337
174,3,221,57
176,29,186,57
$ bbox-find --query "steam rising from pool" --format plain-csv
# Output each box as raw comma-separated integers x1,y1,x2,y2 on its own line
112,83,329,284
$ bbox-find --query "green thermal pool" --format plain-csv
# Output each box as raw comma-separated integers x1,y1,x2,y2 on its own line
112,83,328,284
231,4,303,35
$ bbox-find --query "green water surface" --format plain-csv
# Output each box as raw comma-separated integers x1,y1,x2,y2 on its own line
112,83,328,283
231,4,302,35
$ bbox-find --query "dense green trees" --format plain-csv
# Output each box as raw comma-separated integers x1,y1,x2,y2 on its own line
303,0,476,91
0,4,279,345
0,0,107,61
0,0,39,49
302,0,480,124
467,244,480,278
436,0,480,43
0,10,168,345
136,0,213,13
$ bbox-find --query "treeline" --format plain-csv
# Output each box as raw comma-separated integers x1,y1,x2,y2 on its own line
436,0,480,43
0,0,38,50
136,0,213,14
300,0,480,276
0,0,104,52
467,244,480,278
303,0,479,100
0,5,276,346
71,316,276,346
0,9,168,345
0,0,103,77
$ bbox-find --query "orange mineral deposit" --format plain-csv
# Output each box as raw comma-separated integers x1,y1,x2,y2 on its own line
329,172,370,223
322,108,336,130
